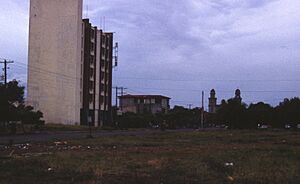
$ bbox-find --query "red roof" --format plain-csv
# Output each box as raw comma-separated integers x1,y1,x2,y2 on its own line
119,94,171,99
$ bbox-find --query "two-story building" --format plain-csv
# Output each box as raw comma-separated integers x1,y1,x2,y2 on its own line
119,95,170,114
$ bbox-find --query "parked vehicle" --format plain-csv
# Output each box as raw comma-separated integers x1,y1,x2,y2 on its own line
285,124,291,129
258,123,269,129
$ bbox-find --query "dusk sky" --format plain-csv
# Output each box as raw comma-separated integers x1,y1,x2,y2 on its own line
1,0,300,109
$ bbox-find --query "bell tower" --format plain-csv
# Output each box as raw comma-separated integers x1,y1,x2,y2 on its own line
208,89,217,113
234,89,242,103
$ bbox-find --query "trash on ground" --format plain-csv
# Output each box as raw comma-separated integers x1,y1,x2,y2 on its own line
227,175,234,182
225,162,234,166
54,141,68,146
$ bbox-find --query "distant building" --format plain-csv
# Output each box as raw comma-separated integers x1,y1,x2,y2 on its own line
27,0,114,126
234,89,242,103
119,95,171,114
208,89,242,113
208,89,219,113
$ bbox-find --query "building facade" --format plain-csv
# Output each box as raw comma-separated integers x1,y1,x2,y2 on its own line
27,0,83,125
119,95,171,114
80,19,113,127
27,0,113,126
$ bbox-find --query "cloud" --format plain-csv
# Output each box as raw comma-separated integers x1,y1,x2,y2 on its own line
1,0,300,106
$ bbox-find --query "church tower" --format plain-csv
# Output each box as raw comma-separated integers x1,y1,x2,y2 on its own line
208,89,217,113
234,89,242,103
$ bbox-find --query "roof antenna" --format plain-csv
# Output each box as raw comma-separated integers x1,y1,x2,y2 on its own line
103,16,106,31
85,4,89,18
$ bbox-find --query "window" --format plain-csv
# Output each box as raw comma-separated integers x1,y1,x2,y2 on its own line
89,94,94,103
144,99,150,104
90,68,94,78
89,81,94,90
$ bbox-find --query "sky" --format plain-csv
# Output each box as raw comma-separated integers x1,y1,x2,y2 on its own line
0,0,300,109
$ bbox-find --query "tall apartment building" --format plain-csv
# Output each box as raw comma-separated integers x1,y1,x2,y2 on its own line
80,19,113,127
27,0,113,126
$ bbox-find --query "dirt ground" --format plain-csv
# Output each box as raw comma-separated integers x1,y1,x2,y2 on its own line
1,130,300,184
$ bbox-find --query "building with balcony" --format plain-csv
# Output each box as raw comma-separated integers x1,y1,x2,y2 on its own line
119,95,171,114
80,19,113,127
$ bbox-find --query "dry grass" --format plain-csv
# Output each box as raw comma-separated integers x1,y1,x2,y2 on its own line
0,130,300,183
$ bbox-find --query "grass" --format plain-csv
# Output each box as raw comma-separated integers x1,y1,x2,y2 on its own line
0,130,300,183
43,123,93,132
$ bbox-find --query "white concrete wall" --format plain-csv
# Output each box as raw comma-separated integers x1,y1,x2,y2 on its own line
27,0,83,125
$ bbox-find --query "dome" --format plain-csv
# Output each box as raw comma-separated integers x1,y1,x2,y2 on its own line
210,89,216,94
235,89,241,96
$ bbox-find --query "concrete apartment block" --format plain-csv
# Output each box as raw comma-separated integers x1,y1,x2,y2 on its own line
27,0,83,124
80,19,113,127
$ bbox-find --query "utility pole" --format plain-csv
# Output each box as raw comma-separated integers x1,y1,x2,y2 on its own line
112,86,126,128
0,59,14,129
119,87,127,111
187,104,193,110
114,87,119,107
0,59,14,87
201,91,204,129
113,86,127,109
120,87,127,97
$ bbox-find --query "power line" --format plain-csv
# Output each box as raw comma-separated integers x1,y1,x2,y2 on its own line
14,62,80,81
115,76,300,83
13,62,300,84
125,87,300,93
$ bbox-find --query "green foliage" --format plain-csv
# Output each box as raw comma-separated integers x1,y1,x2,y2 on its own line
274,97,300,128
247,102,273,128
117,112,155,128
116,106,201,129
165,106,201,128
214,97,300,129
0,80,44,133
116,97,300,130
216,98,247,129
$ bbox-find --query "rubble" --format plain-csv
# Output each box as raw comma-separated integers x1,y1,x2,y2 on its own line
225,162,234,166
54,141,68,146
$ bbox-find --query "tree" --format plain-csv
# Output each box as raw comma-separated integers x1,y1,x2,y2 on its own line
275,98,300,128
247,102,274,128
0,80,24,122
217,98,247,129
0,80,44,133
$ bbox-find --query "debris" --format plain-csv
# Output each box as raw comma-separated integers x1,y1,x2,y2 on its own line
48,167,53,171
9,150,14,157
70,146,78,150
227,176,234,182
22,152,53,158
87,146,91,149
113,146,117,149
0,150,14,159
225,162,234,166
54,141,68,146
